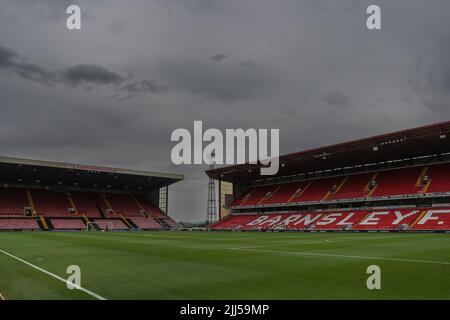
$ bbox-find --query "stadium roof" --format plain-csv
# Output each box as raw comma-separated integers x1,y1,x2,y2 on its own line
0,156,184,192
206,120,450,183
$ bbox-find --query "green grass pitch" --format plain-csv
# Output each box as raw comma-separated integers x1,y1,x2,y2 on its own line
0,231,449,300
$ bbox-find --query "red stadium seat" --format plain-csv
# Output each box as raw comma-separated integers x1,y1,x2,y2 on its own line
426,164,450,193
51,218,86,230
0,218,40,230
130,217,162,229
327,173,373,200
315,211,368,230
32,189,72,216
352,209,420,230
370,167,424,197
411,208,450,230
134,195,167,218
70,192,102,217
94,219,129,230
100,193,142,217
0,188,29,216
230,164,450,210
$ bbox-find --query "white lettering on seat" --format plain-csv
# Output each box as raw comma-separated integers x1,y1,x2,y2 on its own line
417,209,450,225
280,214,303,225
247,216,269,226
359,212,389,225
293,214,322,226
260,215,283,226
337,212,355,225
391,210,418,225
316,213,343,225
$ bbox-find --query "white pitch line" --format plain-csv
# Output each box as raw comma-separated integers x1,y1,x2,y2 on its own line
229,235,408,250
0,249,106,300
230,247,450,266
0,293,5,300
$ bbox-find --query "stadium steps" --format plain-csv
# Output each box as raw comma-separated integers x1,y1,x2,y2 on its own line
257,185,282,205
67,195,79,214
351,211,373,229
323,177,348,200
415,167,429,187
25,189,37,216
120,215,134,229
238,190,253,206
421,169,432,193
154,217,170,229
130,194,151,217
81,214,99,230
40,216,51,230
93,198,107,218
36,216,48,231
102,197,117,216
125,217,139,229
365,173,379,197
287,181,312,203
423,179,432,193
409,209,428,228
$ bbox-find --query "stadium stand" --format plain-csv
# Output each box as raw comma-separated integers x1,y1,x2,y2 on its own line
0,156,183,231
0,187,179,231
208,121,450,232
229,164,450,209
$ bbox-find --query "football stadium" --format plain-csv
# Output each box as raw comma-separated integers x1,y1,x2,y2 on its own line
1,121,449,300
1,1,450,309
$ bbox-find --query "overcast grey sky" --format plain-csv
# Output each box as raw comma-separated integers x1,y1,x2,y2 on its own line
1,0,449,222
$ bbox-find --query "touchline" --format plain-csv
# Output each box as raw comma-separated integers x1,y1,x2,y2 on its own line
171,121,280,175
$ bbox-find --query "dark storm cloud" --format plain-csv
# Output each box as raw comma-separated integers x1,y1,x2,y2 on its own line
0,45,169,100
120,79,170,94
13,62,57,85
238,60,257,67
62,64,124,86
0,46,17,67
210,54,228,62
0,46,56,85
407,37,450,116
321,91,353,108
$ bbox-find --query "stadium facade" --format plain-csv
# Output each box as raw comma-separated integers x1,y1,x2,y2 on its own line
0,156,183,231
207,121,450,232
